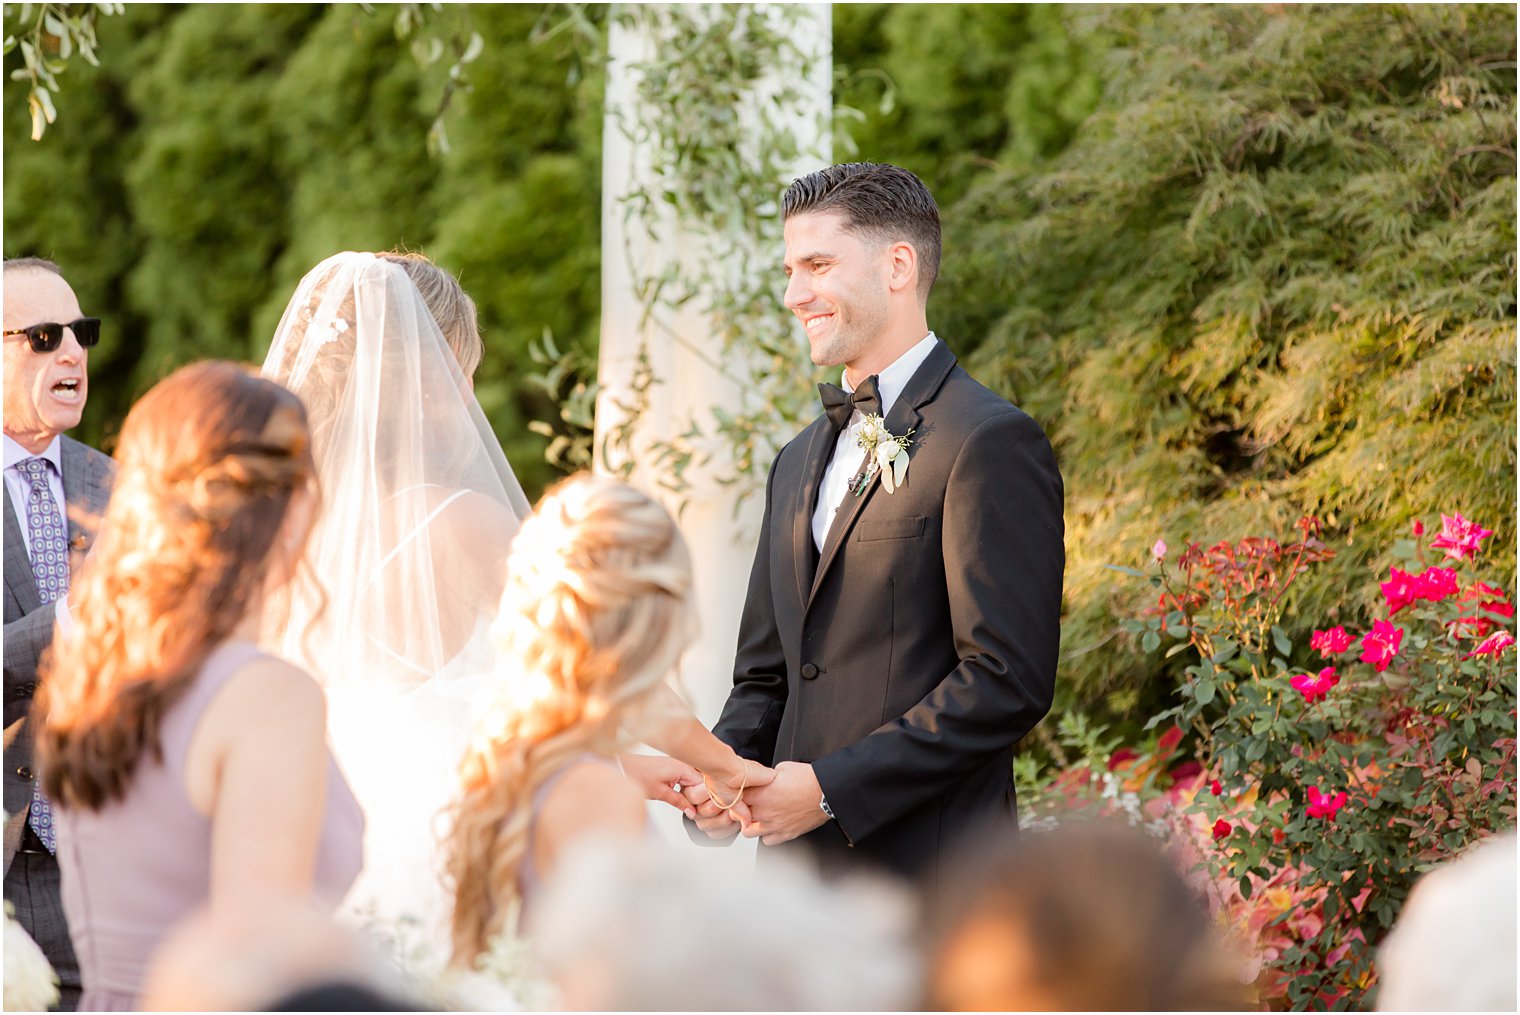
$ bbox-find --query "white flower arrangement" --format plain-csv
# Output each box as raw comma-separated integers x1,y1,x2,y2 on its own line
852,414,915,496
5,900,60,1012
437,926,559,1013
354,902,556,1012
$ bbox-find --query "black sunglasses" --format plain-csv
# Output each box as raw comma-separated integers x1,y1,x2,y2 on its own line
3,317,101,353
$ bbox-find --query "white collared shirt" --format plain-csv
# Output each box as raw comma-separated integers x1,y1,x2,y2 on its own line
3,433,66,562
811,332,940,551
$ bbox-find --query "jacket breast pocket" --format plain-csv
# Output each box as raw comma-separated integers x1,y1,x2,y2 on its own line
857,516,926,542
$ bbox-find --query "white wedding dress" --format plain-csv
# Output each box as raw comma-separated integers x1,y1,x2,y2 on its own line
261,252,532,971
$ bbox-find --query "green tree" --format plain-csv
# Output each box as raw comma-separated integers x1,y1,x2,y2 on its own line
3,3,602,496
833,3,1105,204
939,4,1516,723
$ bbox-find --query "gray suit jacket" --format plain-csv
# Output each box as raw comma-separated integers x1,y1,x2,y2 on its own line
3,435,114,873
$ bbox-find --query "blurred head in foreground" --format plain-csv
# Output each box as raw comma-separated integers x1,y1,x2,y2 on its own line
928,821,1249,1011
533,837,920,1011
1377,830,1516,1011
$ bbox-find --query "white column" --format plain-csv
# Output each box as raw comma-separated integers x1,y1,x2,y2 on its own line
597,4,831,725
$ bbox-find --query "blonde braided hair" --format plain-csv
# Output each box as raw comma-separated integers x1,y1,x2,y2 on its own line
445,474,693,965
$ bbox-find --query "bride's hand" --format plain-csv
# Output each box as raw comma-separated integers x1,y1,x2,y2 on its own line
619,752,703,818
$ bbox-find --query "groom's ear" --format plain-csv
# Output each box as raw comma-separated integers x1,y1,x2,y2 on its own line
885,240,920,297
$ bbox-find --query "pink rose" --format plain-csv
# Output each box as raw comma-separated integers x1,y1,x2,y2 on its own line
1360,620,1404,673
1290,667,1339,705
1430,512,1494,560
1306,786,1348,821
1467,631,1516,659
1380,567,1419,614
1413,566,1459,604
1152,539,1167,561
1310,626,1354,658
1451,583,1516,639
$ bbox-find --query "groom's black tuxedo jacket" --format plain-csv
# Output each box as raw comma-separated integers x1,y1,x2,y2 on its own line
708,339,1063,881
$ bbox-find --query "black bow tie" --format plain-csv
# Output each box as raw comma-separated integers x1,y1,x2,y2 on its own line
818,374,882,431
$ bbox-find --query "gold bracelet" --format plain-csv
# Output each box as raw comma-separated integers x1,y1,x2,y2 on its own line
704,760,749,812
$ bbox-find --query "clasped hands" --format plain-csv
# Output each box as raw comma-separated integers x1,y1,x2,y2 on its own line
621,753,830,846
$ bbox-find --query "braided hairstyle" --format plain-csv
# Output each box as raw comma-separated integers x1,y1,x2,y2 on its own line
37,361,316,810
445,474,694,965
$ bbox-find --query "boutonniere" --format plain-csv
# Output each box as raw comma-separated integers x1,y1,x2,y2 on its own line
852,414,915,496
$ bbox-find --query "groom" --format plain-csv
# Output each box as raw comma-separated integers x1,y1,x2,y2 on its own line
689,163,1064,881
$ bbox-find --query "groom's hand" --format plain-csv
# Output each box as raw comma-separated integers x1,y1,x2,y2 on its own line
741,761,828,846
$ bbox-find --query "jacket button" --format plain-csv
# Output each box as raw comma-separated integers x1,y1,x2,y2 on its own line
800,663,820,680
16,766,33,780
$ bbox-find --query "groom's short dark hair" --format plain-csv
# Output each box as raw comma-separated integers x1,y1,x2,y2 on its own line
782,163,941,300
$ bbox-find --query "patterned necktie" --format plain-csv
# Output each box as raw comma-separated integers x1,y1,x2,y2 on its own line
17,457,65,853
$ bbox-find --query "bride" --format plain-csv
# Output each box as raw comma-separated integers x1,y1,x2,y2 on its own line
260,251,532,963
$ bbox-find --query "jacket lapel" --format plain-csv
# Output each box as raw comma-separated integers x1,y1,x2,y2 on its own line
2,492,40,615
59,435,109,550
808,341,958,606
792,418,836,606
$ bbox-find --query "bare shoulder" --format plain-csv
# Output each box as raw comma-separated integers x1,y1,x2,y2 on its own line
538,759,647,843
210,654,326,728
434,487,518,532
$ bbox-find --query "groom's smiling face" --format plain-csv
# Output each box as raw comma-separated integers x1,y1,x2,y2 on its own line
783,211,892,369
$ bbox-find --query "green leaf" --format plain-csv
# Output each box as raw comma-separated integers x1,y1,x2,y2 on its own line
1141,630,1161,652
1272,625,1292,658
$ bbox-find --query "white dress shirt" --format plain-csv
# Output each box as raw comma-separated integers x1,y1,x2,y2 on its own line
4,433,66,562
811,332,940,550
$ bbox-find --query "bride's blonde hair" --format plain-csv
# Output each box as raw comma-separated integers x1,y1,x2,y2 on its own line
445,473,693,964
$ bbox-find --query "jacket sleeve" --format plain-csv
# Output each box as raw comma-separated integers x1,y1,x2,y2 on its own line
685,457,792,848
811,409,1064,844
709,455,790,766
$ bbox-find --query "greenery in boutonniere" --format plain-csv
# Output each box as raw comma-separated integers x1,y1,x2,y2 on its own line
853,414,914,496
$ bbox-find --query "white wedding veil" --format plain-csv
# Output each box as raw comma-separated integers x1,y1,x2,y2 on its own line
263,251,530,690
261,251,532,964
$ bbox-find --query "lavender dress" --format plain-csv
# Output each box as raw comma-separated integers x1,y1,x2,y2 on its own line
54,640,364,1010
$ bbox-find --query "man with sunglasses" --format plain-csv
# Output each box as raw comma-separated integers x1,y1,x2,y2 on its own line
4,257,112,1011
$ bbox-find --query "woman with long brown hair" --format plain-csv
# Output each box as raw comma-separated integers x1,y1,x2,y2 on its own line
445,473,769,967
35,361,363,1011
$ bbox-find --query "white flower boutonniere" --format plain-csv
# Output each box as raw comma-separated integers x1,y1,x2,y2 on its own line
852,414,915,496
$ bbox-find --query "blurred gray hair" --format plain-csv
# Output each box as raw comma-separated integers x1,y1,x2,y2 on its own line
1377,831,1516,1011
3,257,61,275
533,837,920,1011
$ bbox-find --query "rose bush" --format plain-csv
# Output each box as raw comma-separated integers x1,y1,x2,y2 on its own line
1022,513,1515,1009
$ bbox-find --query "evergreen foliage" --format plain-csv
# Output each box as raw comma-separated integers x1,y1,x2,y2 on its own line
4,5,1512,733
2,4,602,495
833,3,1104,204
937,4,1517,722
